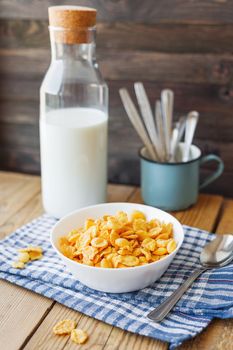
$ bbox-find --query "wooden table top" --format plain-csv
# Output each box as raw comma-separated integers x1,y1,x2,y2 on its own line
0,171,233,350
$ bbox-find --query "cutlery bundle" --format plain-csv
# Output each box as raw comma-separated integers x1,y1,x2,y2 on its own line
120,83,199,163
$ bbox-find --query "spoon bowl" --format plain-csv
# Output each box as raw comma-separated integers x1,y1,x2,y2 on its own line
200,234,233,267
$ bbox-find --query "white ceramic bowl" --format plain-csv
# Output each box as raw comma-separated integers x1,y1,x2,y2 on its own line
51,202,184,293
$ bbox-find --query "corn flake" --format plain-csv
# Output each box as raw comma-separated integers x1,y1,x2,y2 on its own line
133,219,147,231
140,248,151,261
12,261,25,269
115,238,130,248
142,238,156,251
153,247,167,256
18,252,30,263
91,237,108,249
116,211,128,224
53,319,76,335
157,233,170,240
131,210,146,221
167,239,177,253
156,239,169,248
71,328,88,344
29,251,43,261
12,245,44,269
19,246,42,254
112,254,122,268
85,219,94,230
100,258,112,268
149,227,162,238
110,230,120,246
120,255,139,267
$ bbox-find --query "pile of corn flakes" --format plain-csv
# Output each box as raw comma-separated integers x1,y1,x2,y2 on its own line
12,246,43,269
53,319,88,344
59,210,177,268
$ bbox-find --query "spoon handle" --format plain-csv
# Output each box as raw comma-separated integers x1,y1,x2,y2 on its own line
183,111,199,162
147,267,207,322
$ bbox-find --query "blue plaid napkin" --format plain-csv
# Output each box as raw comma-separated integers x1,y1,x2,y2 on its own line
0,214,233,349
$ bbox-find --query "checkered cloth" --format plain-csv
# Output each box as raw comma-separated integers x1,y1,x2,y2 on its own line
0,215,233,349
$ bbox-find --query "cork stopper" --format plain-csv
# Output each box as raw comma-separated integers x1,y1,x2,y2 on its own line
48,6,97,44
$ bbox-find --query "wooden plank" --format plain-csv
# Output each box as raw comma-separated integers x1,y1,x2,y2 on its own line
0,139,232,196
97,22,233,54
0,123,39,148
1,76,233,153
102,329,167,350
0,174,40,226
178,199,233,349
173,195,223,231
109,171,233,200
2,19,233,54
0,139,231,175
0,178,136,350
179,318,233,350
0,192,43,239
0,172,39,218
1,0,233,24
101,52,233,85
1,48,233,84
0,96,231,193
1,97,233,146
0,100,40,124
2,81,233,138
129,190,223,231
200,171,233,199
0,173,26,199
0,175,42,240
0,174,51,350
0,281,54,350
110,137,233,173
0,146,40,174
0,171,35,180
2,80,233,126
0,176,135,240
64,315,113,350
23,305,113,350
108,184,136,202
216,199,233,233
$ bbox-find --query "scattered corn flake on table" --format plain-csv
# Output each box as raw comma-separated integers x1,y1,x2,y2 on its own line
0,171,233,350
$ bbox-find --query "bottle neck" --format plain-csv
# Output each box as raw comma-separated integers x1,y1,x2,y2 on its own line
49,26,96,62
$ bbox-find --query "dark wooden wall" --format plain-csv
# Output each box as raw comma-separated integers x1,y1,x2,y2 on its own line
0,1,233,196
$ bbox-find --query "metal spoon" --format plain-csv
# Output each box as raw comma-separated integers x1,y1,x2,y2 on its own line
134,82,163,161
155,100,167,162
170,116,186,162
119,88,158,161
161,89,174,161
147,234,233,322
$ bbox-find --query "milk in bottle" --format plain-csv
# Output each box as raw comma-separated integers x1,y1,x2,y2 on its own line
40,6,108,218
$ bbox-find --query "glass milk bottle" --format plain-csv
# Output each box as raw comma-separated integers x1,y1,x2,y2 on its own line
40,6,108,218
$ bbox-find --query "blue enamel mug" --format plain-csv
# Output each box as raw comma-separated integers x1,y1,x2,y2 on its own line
139,143,224,211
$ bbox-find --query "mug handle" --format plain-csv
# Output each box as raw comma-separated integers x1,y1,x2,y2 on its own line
199,154,224,189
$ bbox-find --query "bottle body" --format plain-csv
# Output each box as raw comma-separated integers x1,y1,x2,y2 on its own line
40,26,108,218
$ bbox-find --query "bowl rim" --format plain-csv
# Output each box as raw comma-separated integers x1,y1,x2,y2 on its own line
50,202,184,271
